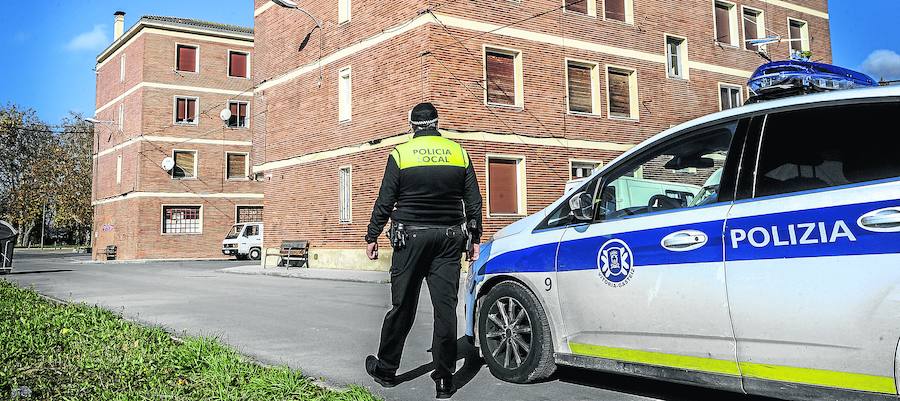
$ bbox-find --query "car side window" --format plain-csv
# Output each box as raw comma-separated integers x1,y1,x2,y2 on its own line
244,225,258,237
755,102,900,198
598,121,739,221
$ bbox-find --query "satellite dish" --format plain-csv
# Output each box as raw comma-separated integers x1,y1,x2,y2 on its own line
161,157,175,171
219,108,232,122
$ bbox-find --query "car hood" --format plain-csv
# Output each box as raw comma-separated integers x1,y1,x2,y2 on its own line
491,209,547,241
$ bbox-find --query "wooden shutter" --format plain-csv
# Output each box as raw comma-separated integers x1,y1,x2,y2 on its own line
608,70,631,117
186,99,196,122
489,159,519,214
229,52,247,77
720,87,730,110
177,45,197,72
743,10,759,45
566,0,588,14
175,151,195,178
227,153,246,179
605,0,626,21
715,3,731,43
228,102,239,127
176,98,186,121
486,51,516,106
567,63,593,113
790,21,803,52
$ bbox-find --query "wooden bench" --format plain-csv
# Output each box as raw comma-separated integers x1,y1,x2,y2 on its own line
274,240,309,268
101,245,117,261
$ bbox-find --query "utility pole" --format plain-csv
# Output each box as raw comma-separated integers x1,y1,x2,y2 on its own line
40,203,46,249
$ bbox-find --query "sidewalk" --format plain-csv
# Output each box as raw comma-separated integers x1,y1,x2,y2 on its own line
220,264,391,284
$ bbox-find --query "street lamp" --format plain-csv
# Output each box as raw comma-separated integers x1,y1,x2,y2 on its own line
273,0,324,85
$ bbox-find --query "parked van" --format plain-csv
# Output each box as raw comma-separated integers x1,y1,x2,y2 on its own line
222,222,263,260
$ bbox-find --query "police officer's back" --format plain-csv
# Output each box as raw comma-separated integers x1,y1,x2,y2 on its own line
364,103,482,399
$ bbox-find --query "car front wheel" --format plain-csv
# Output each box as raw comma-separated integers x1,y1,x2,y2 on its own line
249,248,261,261
478,281,556,383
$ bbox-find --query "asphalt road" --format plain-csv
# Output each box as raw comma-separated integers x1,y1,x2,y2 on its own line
3,251,777,401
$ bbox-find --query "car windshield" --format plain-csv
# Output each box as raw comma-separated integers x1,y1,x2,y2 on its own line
225,225,243,239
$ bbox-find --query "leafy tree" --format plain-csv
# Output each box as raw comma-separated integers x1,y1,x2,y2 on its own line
52,114,94,245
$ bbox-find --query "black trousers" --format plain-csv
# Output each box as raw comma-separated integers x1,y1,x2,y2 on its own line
377,225,465,381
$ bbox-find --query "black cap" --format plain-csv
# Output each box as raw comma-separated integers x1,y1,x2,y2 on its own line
114,11,126,16
409,102,438,125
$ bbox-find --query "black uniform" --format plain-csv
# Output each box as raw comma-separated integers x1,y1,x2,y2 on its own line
366,128,482,381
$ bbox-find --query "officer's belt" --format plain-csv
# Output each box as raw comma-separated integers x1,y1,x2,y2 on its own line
403,224,457,231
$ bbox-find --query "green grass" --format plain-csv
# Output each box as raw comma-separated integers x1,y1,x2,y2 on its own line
0,280,380,401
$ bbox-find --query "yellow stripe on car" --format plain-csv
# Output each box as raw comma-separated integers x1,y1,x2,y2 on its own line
568,342,896,394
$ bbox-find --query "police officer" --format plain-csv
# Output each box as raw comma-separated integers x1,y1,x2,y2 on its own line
364,103,482,399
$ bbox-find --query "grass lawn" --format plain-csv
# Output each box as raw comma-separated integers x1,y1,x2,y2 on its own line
0,280,379,400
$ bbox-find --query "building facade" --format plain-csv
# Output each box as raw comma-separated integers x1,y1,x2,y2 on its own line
251,0,831,269
92,13,262,260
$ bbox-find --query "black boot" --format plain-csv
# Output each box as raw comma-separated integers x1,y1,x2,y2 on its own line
365,355,398,388
435,377,454,399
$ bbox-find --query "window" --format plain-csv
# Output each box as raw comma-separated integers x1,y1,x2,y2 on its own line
606,66,638,119
571,160,600,179
117,103,125,131
116,155,123,184
244,224,260,237
227,101,249,128
788,18,810,55
120,54,126,83
742,7,765,50
339,67,352,122
484,47,523,107
719,84,743,110
666,36,687,79
236,206,263,223
598,121,738,220
566,60,600,114
754,103,900,198
172,150,197,179
176,44,198,72
339,166,352,223
339,0,351,23
488,157,525,216
174,97,198,125
714,1,738,46
605,0,632,23
565,0,595,17
228,51,249,78
226,152,248,180
162,206,202,234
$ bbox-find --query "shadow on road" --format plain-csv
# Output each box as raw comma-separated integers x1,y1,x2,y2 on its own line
394,337,486,390
9,269,74,275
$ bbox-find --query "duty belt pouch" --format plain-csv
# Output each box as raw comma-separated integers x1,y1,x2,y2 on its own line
387,222,408,250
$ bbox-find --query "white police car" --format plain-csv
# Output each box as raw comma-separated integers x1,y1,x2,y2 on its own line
465,86,900,401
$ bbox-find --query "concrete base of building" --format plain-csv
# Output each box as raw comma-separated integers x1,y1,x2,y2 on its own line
261,247,471,272
78,257,233,264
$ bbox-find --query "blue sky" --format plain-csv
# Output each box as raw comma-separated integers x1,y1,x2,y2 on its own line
1,1,898,124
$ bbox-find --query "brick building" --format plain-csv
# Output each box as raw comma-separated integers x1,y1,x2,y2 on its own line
92,13,262,260
251,0,831,269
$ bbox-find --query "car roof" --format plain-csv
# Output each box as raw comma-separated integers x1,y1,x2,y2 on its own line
600,86,900,175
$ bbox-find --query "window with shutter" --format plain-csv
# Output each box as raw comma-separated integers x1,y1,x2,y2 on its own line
226,153,247,180
566,0,589,15
488,158,521,215
567,62,594,114
236,206,263,223
175,97,198,124
176,45,197,72
228,51,248,78
485,50,518,106
172,150,197,179
607,68,634,118
714,2,733,45
666,36,686,79
571,161,600,179
743,8,760,49
227,101,248,128
605,0,627,22
162,206,202,234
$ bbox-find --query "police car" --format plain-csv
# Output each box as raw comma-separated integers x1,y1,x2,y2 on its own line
465,86,900,401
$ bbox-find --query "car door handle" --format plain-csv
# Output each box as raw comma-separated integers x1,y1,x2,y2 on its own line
858,207,900,232
661,230,708,252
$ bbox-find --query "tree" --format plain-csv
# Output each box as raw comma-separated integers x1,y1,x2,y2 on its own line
52,114,94,245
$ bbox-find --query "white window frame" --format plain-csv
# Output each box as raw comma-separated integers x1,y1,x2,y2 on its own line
483,45,525,108
174,43,200,73
741,6,766,51
173,96,200,126
171,149,199,180
226,100,250,128
339,165,352,223
116,155,123,184
117,103,125,131
569,159,603,180
338,66,352,122
605,65,639,121
227,49,250,79
225,151,250,181
235,205,263,224
120,54,126,83
601,0,634,24
713,0,739,47
718,83,744,111
485,154,527,218
160,204,203,235
339,0,351,23
787,17,810,56
563,0,597,17
664,34,689,80
564,58,602,116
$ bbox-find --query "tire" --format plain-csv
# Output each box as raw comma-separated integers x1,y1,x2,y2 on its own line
478,281,556,383
249,248,261,261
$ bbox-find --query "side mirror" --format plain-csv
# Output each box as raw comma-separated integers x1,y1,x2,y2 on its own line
568,191,594,222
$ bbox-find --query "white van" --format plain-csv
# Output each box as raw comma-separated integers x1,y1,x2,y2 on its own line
222,222,263,260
